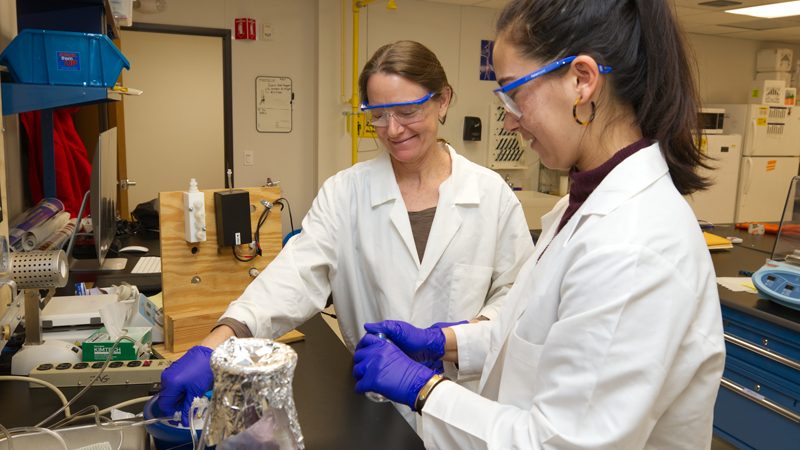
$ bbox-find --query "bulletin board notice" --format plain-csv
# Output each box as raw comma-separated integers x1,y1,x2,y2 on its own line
256,76,293,133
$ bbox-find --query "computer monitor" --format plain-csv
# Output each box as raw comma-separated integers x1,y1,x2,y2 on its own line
68,127,127,272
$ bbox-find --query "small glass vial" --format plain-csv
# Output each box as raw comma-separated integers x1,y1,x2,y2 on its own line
365,333,390,403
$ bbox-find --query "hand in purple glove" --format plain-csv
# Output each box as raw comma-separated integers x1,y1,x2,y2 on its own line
364,320,446,363
158,345,214,426
353,333,435,410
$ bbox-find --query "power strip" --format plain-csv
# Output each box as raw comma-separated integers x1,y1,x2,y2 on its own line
28,360,171,388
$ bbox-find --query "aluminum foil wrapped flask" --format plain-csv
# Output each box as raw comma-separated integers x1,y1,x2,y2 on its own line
202,337,304,449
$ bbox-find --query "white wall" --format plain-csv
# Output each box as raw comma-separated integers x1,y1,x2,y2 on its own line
131,0,317,233
316,1,800,196
688,34,799,104
3,0,800,231
316,1,528,189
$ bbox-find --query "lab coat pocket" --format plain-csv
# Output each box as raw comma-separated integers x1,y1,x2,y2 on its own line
449,263,494,320
497,327,544,408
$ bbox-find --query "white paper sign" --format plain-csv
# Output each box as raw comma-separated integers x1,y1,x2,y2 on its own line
256,76,293,133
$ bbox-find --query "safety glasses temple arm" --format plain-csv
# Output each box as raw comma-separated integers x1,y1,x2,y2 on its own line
360,92,435,111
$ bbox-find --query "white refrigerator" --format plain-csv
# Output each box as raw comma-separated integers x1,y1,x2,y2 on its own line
711,104,800,222
685,134,742,224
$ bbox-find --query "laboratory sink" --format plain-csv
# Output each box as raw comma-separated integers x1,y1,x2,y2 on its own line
514,190,562,230
0,423,147,449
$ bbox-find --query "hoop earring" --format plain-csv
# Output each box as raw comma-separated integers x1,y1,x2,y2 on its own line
438,115,446,125
573,98,596,126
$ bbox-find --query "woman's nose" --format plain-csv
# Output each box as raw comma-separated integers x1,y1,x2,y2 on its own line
386,114,404,135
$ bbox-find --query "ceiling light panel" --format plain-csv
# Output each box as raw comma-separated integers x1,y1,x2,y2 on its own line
726,1,800,18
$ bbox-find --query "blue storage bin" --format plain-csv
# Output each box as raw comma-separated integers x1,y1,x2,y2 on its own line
0,29,130,87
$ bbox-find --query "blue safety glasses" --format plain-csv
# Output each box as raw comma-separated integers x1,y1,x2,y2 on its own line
493,56,612,119
360,92,437,127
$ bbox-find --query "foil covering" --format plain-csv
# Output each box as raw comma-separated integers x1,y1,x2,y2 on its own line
203,337,304,449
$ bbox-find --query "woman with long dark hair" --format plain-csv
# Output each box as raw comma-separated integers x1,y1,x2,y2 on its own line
353,2,724,447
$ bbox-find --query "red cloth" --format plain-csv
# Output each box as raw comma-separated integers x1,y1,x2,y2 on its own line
20,107,92,217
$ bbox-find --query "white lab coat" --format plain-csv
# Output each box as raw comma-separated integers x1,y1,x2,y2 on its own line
222,143,533,349
420,143,726,449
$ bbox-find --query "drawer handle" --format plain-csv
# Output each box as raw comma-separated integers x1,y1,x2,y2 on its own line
721,378,800,423
724,333,800,371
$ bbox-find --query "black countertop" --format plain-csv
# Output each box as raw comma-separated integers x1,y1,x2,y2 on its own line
709,224,777,255
0,314,424,448
712,244,800,333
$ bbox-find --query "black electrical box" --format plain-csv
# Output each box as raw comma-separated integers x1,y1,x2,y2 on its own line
214,190,253,247
463,116,481,141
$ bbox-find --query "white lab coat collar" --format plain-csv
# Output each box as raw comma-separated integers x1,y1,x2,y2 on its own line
368,144,481,272
368,143,481,208
558,142,666,244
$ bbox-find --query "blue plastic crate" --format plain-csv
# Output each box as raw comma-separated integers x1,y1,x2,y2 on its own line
0,29,130,87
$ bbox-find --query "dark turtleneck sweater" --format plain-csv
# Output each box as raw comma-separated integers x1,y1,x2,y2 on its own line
556,138,652,233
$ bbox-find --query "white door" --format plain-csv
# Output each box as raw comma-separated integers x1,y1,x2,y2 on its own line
736,156,800,222
120,30,224,210
685,134,742,224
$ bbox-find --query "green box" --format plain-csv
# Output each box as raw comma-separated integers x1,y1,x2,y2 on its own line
81,327,152,362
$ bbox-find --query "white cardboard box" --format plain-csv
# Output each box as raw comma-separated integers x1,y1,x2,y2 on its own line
749,79,786,105
757,48,793,72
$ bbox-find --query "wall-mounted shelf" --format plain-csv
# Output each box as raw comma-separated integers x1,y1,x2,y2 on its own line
1,82,120,198
1,83,120,116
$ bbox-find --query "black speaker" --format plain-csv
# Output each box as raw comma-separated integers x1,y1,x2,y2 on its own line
463,116,481,141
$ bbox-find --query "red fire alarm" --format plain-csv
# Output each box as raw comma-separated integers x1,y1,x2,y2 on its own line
234,18,257,40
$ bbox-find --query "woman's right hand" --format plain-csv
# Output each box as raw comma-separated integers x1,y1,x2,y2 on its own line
364,320,448,363
158,345,214,426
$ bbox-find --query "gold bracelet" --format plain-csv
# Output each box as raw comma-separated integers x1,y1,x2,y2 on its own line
414,373,446,413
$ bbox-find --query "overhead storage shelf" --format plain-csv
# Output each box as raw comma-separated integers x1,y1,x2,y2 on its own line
1,82,121,115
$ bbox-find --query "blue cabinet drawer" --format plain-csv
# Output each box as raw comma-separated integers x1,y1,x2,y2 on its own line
715,379,800,450
716,305,800,448
722,305,800,363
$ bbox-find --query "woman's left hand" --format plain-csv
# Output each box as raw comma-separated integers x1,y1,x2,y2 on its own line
353,333,435,410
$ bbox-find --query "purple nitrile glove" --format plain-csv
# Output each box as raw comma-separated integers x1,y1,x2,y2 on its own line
364,320,446,363
352,333,436,410
425,321,468,373
158,345,214,426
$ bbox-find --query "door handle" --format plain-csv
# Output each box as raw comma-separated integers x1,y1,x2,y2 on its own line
724,333,800,371
119,179,137,190
742,158,752,195
720,378,800,423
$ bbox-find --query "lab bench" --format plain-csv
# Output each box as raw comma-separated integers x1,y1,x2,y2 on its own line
711,243,800,449
0,314,424,449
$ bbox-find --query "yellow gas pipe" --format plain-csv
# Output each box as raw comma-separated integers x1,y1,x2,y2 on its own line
349,0,396,165
350,0,368,165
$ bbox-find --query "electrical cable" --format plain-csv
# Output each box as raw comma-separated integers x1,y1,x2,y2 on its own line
7,427,67,450
274,198,295,233
35,336,136,428
0,376,71,417
232,246,257,262
0,422,14,450
52,396,153,429
232,200,272,262
253,201,272,256
189,406,198,450
1,337,164,444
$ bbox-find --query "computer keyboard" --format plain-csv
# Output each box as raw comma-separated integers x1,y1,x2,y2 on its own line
131,256,161,274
